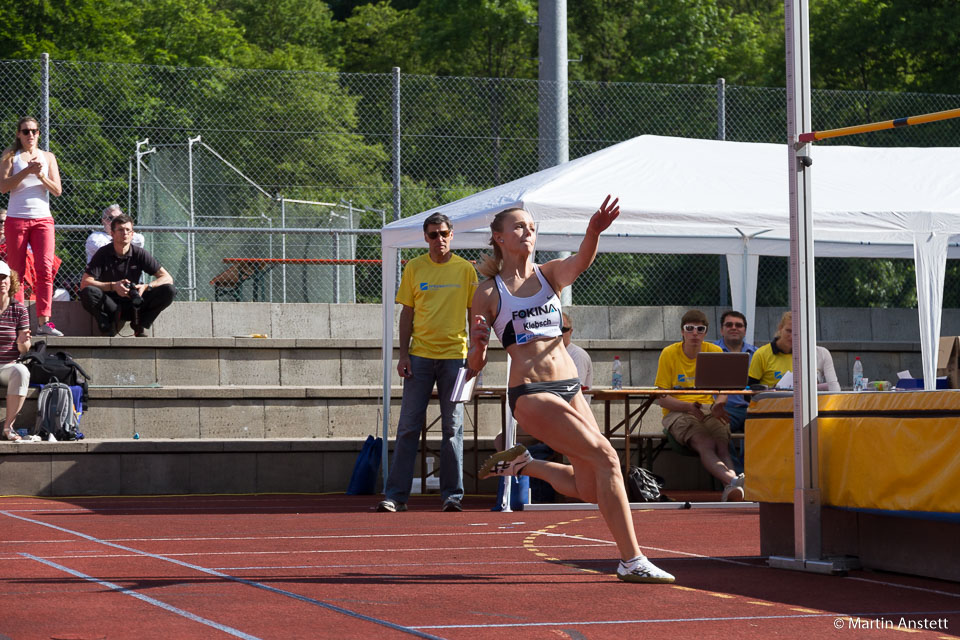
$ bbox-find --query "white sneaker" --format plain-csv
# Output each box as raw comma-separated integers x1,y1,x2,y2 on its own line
722,473,745,502
479,444,533,479
617,556,675,583
35,322,64,337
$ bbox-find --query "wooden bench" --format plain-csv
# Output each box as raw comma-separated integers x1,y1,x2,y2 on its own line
210,258,389,302
210,261,273,301
633,432,746,470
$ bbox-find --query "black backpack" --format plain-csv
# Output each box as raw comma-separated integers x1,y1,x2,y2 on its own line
626,466,669,502
17,340,92,410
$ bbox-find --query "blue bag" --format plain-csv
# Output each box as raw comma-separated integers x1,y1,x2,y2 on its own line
492,475,529,511
346,435,383,495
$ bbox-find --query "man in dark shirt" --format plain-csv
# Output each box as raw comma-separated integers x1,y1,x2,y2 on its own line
79,214,176,337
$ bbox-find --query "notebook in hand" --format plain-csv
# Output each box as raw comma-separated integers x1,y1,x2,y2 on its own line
449,367,477,402
694,351,750,390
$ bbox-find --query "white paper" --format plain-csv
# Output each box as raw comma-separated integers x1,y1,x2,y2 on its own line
449,367,477,403
775,371,794,390
897,370,912,379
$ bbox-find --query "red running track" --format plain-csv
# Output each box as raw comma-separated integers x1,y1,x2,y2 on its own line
1,494,958,639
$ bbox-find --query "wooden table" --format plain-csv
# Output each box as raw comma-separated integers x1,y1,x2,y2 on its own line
421,388,507,493
590,388,761,473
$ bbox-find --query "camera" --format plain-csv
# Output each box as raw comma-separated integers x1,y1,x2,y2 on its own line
125,281,143,308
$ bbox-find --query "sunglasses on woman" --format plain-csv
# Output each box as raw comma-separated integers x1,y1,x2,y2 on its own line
682,324,707,334
20,128,39,135
426,229,451,239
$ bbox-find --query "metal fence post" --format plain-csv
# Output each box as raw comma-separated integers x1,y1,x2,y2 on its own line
538,0,571,306
717,78,729,306
392,67,402,291
333,230,341,303
280,197,287,303
717,77,726,141
41,53,50,151
187,135,200,301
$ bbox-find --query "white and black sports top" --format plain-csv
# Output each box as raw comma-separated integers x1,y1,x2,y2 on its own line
492,265,563,348
7,151,50,219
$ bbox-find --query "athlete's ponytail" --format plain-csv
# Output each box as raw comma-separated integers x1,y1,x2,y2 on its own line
478,208,524,278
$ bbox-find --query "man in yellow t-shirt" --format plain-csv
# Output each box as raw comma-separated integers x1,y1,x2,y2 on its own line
654,309,744,502
378,213,478,514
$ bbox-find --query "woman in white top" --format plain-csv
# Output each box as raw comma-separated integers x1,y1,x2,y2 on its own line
0,117,63,336
469,197,674,584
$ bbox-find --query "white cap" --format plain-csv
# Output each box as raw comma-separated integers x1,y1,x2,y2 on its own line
0,261,9,277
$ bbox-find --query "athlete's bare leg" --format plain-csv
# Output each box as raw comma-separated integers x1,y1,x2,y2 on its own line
513,392,641,561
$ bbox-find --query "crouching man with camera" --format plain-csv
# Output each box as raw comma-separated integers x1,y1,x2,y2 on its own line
79,214,176,337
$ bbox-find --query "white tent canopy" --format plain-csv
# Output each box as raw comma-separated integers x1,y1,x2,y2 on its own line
379,135,960,452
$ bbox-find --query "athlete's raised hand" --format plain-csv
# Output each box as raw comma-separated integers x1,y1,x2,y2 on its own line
587,195,620,235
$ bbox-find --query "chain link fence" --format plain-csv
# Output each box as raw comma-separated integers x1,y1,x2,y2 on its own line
1,57,958,306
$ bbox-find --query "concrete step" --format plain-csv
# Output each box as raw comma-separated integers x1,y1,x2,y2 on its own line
33,301,928,388
0,437,492,497
26,332,927,393
6,385,524,440
0,434,719,498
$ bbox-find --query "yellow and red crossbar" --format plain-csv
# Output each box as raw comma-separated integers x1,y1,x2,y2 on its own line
798,107,960,143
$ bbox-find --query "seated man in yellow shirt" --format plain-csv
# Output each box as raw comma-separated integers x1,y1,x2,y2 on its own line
654,309,744,502
748,311,841,391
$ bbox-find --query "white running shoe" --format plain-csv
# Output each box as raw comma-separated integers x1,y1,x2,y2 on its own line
479,444,532,479
35,322,63,337
721,473,745,502
617,556,675,583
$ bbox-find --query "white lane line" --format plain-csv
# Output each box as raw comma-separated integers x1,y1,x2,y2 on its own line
0,542,612,562
847,576,960,599
533,531,761,567
411,610,960,630
213,560,556,571
22,553,262,640
1,511,445,640
0,530,547,545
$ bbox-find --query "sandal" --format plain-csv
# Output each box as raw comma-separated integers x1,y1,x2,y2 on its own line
3,430,22,442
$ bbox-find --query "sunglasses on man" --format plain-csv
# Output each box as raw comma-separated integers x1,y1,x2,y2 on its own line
723,321,745,328
683,324,707,334
426,229,451,240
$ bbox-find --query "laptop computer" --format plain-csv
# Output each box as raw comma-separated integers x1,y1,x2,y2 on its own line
694,351,750,390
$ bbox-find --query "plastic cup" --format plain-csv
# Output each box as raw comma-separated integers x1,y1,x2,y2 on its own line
16,428,28,438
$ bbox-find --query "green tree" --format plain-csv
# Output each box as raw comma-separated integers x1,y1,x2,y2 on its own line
414,0,538,78
341,1,422,73
0,0,137,61
226,0,343,71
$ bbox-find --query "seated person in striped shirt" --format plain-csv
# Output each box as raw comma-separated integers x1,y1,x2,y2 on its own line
0,260,32,441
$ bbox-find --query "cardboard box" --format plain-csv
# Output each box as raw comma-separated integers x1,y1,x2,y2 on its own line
937,336,960,389
895,377,948,390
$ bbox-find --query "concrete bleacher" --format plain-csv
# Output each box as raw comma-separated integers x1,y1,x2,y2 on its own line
0,300,939,496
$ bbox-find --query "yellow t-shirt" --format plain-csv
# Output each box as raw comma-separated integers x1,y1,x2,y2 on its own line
396,253,478,359
655,341,723,416
748,342,793,387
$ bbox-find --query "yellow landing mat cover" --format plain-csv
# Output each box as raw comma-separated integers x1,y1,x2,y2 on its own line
745,391,960,512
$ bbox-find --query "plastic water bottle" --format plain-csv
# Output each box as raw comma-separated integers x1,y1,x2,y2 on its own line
612,356,623,390
852,357,864,391
476,370,483,388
